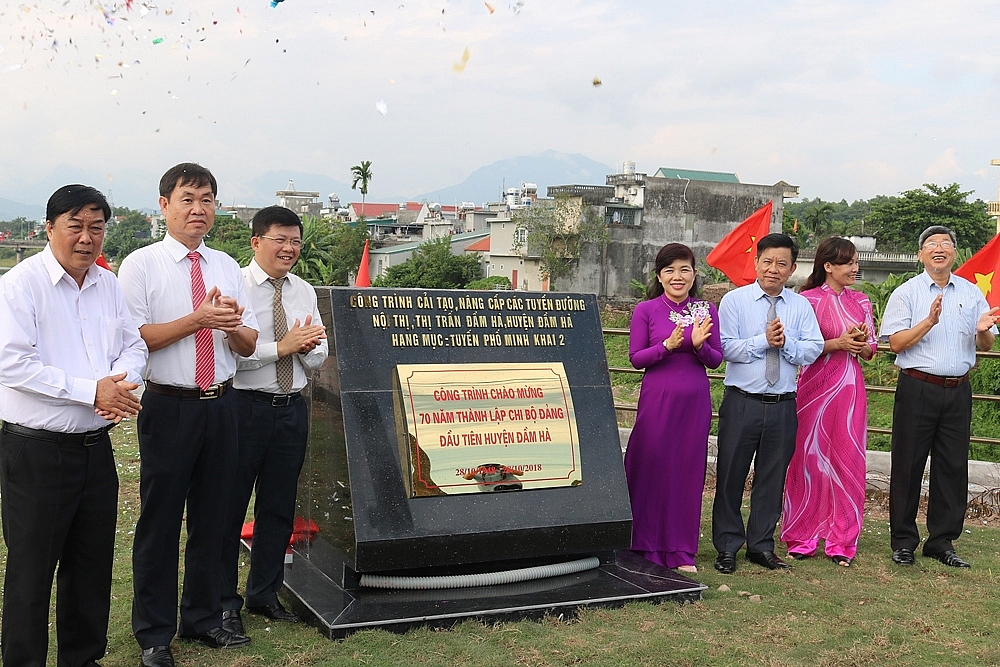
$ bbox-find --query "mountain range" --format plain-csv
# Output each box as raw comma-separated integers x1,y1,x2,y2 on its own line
0,151,617,219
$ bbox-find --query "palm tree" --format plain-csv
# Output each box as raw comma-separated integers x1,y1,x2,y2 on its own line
350,161,373,218
292,216,335,285
804,203,835,236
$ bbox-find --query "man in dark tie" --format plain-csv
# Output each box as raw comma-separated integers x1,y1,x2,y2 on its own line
220,206,328,636
712,233,824,573
118,163,258,667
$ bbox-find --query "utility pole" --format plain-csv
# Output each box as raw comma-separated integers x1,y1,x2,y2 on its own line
991,160,1000,234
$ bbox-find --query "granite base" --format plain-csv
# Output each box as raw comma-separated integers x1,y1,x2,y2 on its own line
275,547,706,639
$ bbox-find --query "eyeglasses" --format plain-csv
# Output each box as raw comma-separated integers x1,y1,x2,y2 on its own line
259,235,302,248
923,240,955,249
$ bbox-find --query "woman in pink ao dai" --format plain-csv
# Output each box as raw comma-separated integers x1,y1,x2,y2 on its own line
781,237,876,567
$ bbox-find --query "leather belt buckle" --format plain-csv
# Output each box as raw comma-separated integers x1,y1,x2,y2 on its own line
81,428,107,445
761,393,781,404
271,394,293,407
200,384,223,400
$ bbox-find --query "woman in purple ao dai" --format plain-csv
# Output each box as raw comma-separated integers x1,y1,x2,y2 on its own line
781,237,876,567
625,243,723,573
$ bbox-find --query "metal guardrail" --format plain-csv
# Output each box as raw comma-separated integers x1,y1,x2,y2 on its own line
604,329,1000,447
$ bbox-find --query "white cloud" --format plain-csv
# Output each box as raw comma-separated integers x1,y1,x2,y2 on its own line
1,0,999,207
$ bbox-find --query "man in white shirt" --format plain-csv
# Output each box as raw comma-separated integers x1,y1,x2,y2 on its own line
118,163,258,667
880,225,1000,569
220,206,328,636
0,185,147,667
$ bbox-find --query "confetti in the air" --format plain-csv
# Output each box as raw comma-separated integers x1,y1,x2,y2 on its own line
270,0,286,7
452,46,470,73
484,2,495,14
375,100,388,115
152,38,164,44
592,76,602,87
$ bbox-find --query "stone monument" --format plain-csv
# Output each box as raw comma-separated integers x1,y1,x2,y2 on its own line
281,287,704,637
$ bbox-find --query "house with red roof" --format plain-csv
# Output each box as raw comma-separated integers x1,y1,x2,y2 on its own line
348,202,400,220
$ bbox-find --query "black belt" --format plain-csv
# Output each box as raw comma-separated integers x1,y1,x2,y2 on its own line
730,387,797,404
145,379,233,400
238,389,302,407
1,422,112,446
900,368,970,388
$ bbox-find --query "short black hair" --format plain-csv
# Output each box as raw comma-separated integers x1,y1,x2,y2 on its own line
756,233,798,264
251,206,303,237
46,184,111,224
158,162,218,199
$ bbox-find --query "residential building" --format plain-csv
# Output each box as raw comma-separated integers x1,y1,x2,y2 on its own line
367,230,490,280
552,164,798,297
276,180,323,218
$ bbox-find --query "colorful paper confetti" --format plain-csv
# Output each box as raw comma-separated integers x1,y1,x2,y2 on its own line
452,46,470,73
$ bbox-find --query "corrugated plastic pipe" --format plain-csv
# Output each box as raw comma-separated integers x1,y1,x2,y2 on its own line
359,556,601,590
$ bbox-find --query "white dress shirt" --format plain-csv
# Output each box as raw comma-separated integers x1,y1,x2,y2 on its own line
118,234,258,388
234,260,328,393
880,270,996,377
0,245,148,432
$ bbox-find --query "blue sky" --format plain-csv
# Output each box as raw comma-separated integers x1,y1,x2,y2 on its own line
1,0,999,208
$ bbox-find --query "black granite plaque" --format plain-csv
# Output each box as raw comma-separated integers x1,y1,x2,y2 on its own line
283,287,704,635
300,288,631,575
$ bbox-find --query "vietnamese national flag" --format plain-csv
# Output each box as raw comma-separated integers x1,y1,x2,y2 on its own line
955,233,1000,308
95,252,111,270
355,239,371,287
706,201,774,286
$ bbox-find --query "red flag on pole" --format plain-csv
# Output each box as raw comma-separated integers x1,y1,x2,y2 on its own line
955,233,1000,308
705,201,774,286
355,239,371,287
95,252,111,270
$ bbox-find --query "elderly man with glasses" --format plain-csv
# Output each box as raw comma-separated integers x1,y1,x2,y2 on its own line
880,225,1000,569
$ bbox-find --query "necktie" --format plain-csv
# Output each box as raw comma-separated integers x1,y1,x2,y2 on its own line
188,252,215,391
269,277,294,393
765,295,780,386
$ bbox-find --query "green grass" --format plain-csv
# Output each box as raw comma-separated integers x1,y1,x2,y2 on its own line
25,424,1000,666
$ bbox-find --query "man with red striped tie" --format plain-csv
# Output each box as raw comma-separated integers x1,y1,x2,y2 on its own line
118,163,258,667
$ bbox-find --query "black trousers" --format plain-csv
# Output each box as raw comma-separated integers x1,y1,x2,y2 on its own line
889,372,971,554
131,390,238,648
712,388,798,554
221,391,308,610
0,428,118,667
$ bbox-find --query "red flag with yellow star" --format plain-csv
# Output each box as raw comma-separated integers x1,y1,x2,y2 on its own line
955,233,1000,308
706,201,774,286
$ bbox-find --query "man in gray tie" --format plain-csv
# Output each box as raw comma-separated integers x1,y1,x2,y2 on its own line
221,206,328,635
712,233,824,573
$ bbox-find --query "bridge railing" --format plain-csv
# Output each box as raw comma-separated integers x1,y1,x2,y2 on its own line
604,328,1000,447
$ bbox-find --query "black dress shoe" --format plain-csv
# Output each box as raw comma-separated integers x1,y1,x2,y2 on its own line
925,549,971,568
714,551,737,574
222,609,245,636
746,550,790,570
179,626,251,648
891,548,915,566
246,601,300,622
140,645,174,667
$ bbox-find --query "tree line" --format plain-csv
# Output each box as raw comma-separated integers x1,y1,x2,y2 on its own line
782,183,995,253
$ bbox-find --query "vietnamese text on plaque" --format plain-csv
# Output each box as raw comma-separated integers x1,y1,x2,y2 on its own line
394,362,582,496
